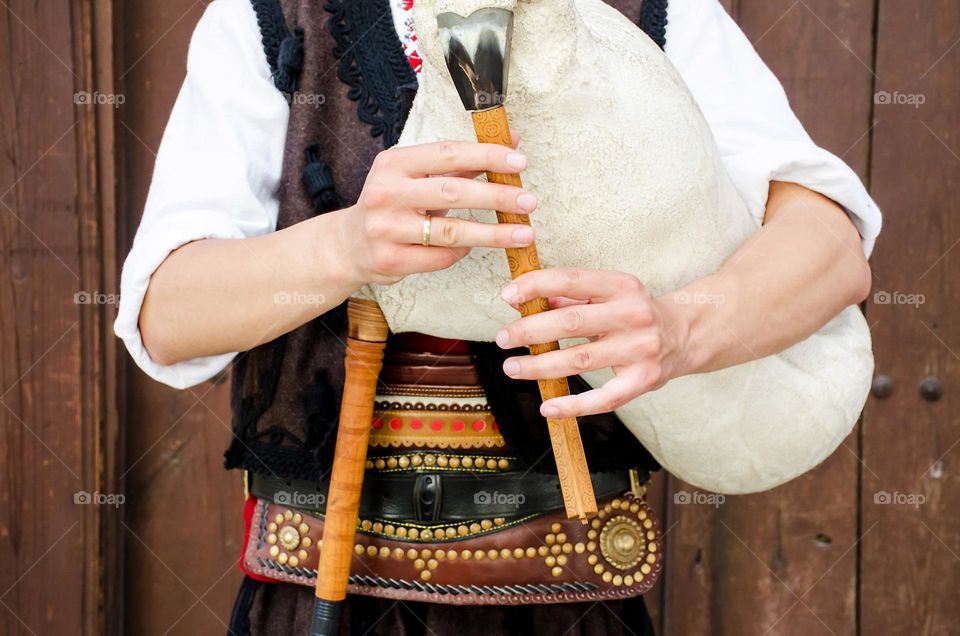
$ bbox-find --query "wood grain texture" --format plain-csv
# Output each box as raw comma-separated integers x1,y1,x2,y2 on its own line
315,299,388,601
660,2,877,635
471,106,598,520
861,1,960,634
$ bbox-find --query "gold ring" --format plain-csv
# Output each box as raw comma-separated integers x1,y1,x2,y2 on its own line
421,215,432,247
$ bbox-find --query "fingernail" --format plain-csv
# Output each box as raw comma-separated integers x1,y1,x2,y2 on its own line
503,359,520,376
502,284,518,303
541,404,560,418
516,193,538,211
512,227,534,244
496,329,509,347
506,152,527,169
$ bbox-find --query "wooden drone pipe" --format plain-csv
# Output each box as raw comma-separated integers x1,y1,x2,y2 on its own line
471,105,598,521
311,298,389,636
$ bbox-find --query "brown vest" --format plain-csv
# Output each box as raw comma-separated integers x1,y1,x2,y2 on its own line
225,0,667,483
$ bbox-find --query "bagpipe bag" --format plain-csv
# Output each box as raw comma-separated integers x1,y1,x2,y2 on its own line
360,0,874,494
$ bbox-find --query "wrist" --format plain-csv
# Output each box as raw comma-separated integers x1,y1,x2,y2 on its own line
658,274,735,377
311,207,367,294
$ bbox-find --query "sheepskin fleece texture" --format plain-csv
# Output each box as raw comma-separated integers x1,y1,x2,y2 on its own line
361,0,874,494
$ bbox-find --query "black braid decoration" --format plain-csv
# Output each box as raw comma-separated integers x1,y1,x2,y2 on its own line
302,144,347,213
639,0,669,49
250,0,304,95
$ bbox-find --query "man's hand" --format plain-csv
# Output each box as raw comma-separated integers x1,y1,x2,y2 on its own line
495,268,691,418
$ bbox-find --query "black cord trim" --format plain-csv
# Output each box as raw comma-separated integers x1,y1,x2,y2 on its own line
639,0,669,49
250,0,304,94
324,0,418,148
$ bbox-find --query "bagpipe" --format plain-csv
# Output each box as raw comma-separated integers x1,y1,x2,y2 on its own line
310,2,873,633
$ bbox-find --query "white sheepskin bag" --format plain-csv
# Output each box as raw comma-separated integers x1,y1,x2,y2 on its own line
360,0,873,494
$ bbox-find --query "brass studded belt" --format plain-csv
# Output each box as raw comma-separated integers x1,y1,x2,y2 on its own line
242,490,663,605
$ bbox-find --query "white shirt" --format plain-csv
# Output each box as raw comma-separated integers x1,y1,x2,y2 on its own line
115,0,883,390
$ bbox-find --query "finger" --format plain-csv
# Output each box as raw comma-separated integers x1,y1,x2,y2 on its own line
411,214,535,249
441,129,521,179
495,303,626,348
540,373,650,418
548,296,590,309
503,269,647,306
400,176,538,215
386,141,527,178
389,245,471,276
501,339,636,381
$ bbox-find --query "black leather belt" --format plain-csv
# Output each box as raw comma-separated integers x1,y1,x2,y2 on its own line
249,469,642,523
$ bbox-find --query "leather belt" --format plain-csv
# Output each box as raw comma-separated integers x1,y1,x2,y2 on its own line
249,469,642,522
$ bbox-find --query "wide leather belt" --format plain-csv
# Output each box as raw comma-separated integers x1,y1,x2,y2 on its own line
250,469,642,522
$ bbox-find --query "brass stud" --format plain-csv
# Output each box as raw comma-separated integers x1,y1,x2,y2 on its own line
288,555,299,567
421,529,433,540
354,544,364,556
648,543,658,553
480,519,493,530
461,457,474,468
587,541,597,552
414,558,426,570
538,546,549,556
513,548,525,559
562,543,573,554
398,456,411,469
526,547,537,558
396,527,408,538
485,459,497,470
545,556,557,567
624,575,634,586
420,549,432,559
267,534,278,545
487,549,498,560
470,523,482,534
474,550,485,560
437,549,448,560
447,550,458,561
602,571,613,583
278,553,288,565
372,522,383,533
384,524,395,536
556,533,567,544
612,499,622,509
299,549,309,561
437,456,449,467
629,504,640,513
449,457,461,468
574,543,586,554
641,564,651,575
411,455,423,467
299,522,309,534
647,531,656,541
551,566,563,577
361,520,373,531
424,455,437,467
420,570,432,581
500,548,511,559
557,555,568,566
366,546,377,557
374,459,386,470
646,554,656,564
408,528,419,540
498,459,509,470
587,530,598,540
591,519,601,529
302,537,312,548
365,460,374,470
494,518,505,526
427,559,438,570
406,549,418,560
274,514,285,525
293,513,302,524
638,511,648,520
386,457,399,469
643,519,653,529
379,546,391,558
545,534,556,545
270,545,280,557
603,504,613,514
613,575,623,586
445,527,457,539
550,545,561,555
267,522,278,532
461,550,473,560
594,564,604,575
587,554,599,565
392,548,404,560
458,525,469,536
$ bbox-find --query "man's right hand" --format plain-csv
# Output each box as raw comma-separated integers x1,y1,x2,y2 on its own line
340,140,539,287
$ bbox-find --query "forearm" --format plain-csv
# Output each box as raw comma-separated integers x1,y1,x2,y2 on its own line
663,181,872,376
140,209,360,365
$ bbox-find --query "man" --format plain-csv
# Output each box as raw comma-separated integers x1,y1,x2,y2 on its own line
115,0,880,633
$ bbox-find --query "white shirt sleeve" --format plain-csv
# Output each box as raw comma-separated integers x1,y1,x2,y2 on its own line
663,0,882,257
113,0,289,389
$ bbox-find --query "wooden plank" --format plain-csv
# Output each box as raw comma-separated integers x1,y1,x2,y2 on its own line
118,2,244,634
0,0,119,633
861,1,960,634
660,2,876,634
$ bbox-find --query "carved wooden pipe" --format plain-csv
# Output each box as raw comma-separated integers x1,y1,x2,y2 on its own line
310,298,389,636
